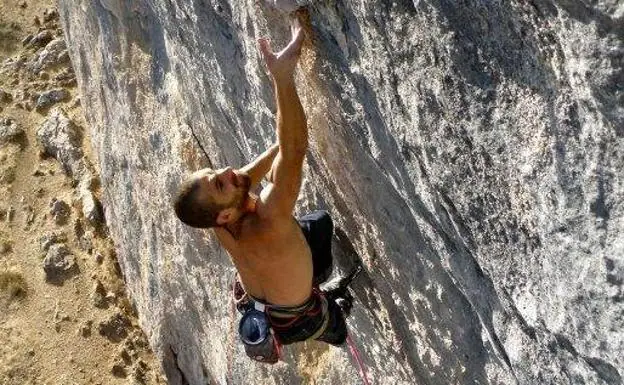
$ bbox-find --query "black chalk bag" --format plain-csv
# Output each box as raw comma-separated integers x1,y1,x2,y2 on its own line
238,308,280,364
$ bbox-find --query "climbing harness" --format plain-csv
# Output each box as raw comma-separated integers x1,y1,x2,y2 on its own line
227,277,372,385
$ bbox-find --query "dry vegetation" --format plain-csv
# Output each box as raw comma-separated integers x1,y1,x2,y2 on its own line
0,268,26,300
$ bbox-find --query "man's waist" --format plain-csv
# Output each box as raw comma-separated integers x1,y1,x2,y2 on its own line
234,281,318,318
248,292,317,318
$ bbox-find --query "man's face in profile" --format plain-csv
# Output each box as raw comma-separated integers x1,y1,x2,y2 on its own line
192,167,251,210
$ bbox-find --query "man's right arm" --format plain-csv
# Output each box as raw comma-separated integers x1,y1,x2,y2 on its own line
257,21,307,219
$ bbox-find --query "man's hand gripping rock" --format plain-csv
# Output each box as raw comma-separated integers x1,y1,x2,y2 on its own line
258,19,305,83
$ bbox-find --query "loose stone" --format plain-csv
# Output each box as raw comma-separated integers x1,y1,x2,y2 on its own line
0,118,25,148
35,89,69,111
28,30,53,49
39,231,67,252
91,280,108,308
36,108,85,179
43,243,77,283
49,198,71,225
98,312,131,342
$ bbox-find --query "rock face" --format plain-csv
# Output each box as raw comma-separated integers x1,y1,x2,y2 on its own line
58,1,623,384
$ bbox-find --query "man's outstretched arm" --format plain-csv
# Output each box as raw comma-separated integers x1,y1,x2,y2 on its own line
257,19,308,218
240,143,279,190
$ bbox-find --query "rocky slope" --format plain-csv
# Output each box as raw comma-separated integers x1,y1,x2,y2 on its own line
0,2,164,384
58,1,623,384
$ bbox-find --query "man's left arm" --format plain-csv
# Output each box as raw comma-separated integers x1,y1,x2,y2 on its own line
240,143,279,190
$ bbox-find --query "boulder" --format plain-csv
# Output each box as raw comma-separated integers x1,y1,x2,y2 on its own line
26,30,53,49
98,312,131,343
36,108,88,181
49,198,71,225
35,89,70,111
30,38,69,73
43,243,77,283
39,231,67,252
59,1,624,384
79,189,103,226
0,118,25,148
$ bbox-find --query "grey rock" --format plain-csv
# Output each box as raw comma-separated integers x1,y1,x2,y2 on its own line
98,312,130,342
59,1,624,384
36,108,88,181
21,34,34,47
39,231,67,252
30,38,68,73
27,30,53,49
49,198,71,225
80,190,103,226
35,89,69,111
91,280,108,308
262,0,307,13
0,118,25,148
78,230,94,253
43,243,77,283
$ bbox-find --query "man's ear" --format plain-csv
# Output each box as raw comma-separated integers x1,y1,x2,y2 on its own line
216,208,235,226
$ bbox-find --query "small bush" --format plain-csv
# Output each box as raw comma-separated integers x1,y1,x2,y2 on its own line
0,231,11,254
0,21,22,52
0,269,27,299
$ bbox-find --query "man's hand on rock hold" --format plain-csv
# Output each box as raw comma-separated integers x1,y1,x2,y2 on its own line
258,21,304,83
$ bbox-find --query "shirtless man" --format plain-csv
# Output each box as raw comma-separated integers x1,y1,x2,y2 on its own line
173,14,349,359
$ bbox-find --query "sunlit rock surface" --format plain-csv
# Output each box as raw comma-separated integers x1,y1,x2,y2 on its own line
58,1,623,384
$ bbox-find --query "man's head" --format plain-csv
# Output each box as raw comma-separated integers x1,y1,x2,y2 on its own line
173,167,252,228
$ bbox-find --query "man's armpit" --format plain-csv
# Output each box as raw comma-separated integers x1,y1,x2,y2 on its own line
266,161,277,183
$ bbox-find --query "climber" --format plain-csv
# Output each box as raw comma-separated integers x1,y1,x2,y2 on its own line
173,9,355,363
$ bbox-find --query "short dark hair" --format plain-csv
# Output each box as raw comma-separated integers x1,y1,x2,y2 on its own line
173,175,225,228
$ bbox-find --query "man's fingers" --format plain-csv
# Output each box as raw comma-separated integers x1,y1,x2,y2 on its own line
292,26,304,47
258,38,274,62
279,27,304,59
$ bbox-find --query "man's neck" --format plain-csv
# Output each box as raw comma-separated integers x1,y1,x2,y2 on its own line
244,193,258,213
224,194,257,238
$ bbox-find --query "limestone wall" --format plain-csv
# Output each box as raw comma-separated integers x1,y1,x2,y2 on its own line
58,1,623,384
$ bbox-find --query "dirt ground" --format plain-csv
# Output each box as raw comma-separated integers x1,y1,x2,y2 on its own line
0,1,166,384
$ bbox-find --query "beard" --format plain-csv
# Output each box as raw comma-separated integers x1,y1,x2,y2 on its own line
229,172,251,209
236,172,251,191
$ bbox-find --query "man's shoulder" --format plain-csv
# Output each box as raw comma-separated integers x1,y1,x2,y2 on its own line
242,211,292,240
252,200,295,229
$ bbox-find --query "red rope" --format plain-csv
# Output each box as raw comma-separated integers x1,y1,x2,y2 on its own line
346,333,371,385
226,279,237,384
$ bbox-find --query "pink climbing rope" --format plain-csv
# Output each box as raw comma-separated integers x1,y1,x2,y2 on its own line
226,279,237,385
346,333,371,385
